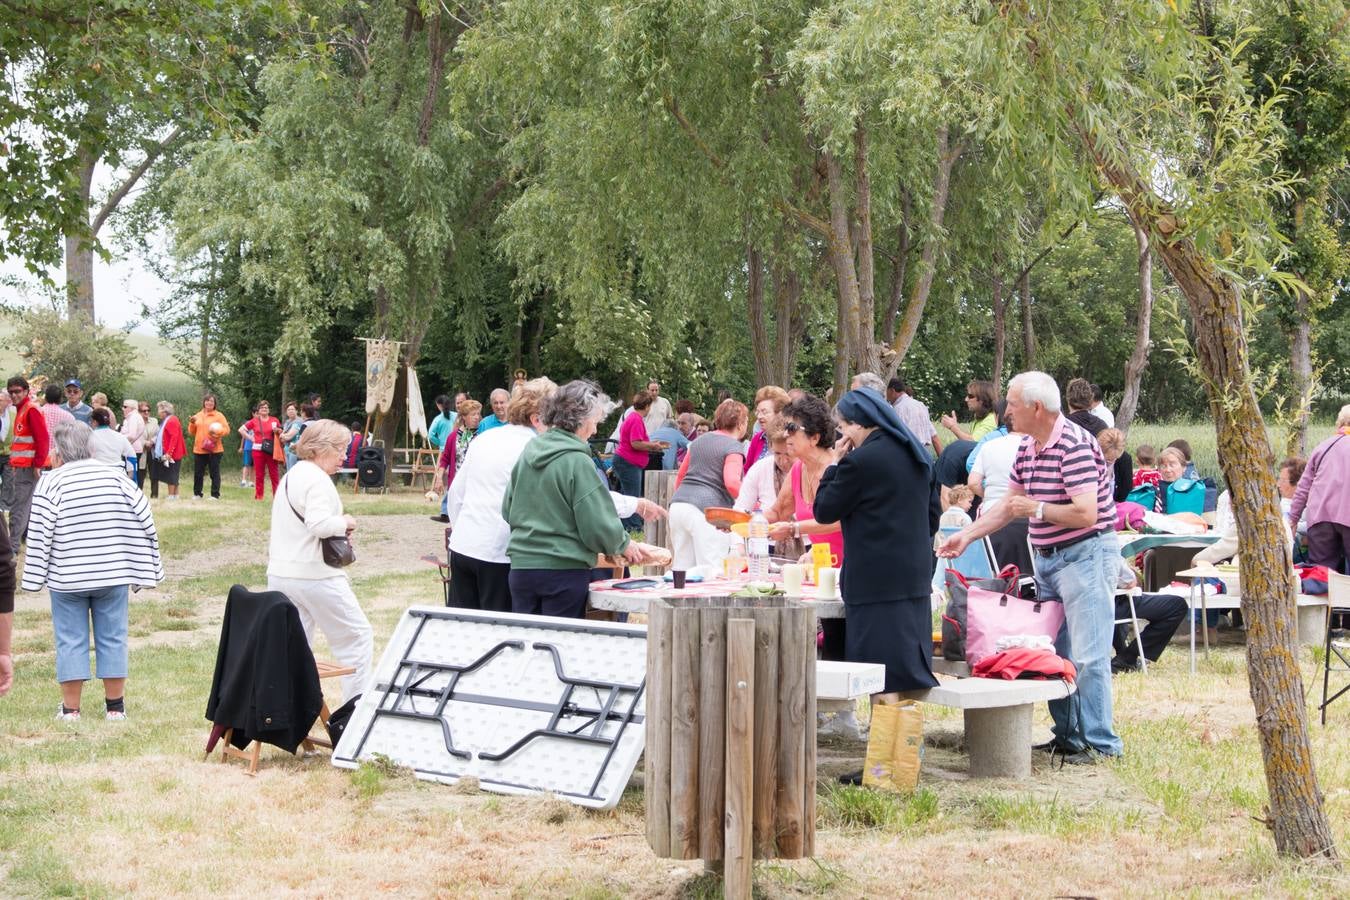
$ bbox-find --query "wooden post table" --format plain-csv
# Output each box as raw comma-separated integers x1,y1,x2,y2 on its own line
643,595,818,897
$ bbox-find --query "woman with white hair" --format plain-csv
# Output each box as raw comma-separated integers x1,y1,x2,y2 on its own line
1288,404,1350,574
502,380,647,617
267,419,372,700
23,420,164,721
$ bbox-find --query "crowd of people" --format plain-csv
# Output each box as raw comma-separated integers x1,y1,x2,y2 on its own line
2,362,1345,783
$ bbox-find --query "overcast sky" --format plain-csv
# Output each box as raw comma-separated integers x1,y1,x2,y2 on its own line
0,157,173,335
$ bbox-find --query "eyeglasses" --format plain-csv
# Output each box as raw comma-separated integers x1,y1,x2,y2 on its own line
783,422,804,435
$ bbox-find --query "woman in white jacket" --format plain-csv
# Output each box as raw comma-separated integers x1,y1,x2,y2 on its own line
267,419,372,700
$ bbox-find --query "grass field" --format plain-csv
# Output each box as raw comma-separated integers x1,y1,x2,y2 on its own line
1,485,1347,897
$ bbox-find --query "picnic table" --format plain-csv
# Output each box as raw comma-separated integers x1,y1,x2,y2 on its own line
1175,566,1328,672
587,574,845,618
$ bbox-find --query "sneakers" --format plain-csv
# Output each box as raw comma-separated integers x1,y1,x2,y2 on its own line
817,708,868,740
55,706,81,722
105,710,127,722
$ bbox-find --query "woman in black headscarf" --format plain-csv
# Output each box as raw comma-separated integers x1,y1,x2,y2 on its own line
814,388,942,696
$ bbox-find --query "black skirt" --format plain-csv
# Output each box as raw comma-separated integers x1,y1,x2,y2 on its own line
844,597,938,693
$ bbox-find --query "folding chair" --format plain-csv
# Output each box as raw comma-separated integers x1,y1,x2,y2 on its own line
217,661,354,775
1025,535,1148,673
1320,570,1350,725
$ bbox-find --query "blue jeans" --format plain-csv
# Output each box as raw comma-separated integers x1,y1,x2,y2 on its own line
1033,533,1123,756
50,585,130,683
611,455,644,529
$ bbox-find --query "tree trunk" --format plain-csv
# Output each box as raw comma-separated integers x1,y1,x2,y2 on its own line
1115,221,1154,434
887,126,960,365
824,150,860,384
64,147,98,323
281,362,293,411
773,262,806,387
747,245,774,386
990,274,1007,385
853,125,876,372
1286,290,1313,458
1018,271,1036,369
1087,137,1338,861
882,192,912,344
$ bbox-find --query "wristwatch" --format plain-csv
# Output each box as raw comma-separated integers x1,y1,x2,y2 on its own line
1036,502,1045,520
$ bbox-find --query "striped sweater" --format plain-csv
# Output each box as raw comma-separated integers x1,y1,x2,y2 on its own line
21,459,164,592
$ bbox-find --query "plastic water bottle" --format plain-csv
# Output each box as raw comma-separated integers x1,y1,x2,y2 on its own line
747,511,770,581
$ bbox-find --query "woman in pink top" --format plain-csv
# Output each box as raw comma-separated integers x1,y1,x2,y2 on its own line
613,391,668,529
765,395,846,665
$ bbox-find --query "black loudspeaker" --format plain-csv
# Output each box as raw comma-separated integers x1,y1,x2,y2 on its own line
357,459,386,488
357,445,384,465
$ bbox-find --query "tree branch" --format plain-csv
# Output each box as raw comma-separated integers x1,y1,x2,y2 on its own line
91,125,184,237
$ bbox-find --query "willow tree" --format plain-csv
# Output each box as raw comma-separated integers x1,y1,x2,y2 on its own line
1244,1,1350,455
168,1,504,437
981,0,1336,860
460,0,1018,391
0,0,274,322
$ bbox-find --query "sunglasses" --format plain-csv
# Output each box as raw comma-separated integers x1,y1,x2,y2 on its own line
6,388,24,396
783,422,805,435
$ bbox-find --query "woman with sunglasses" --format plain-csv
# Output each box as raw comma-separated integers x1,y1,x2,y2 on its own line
765,396,852,729
940,380,999,443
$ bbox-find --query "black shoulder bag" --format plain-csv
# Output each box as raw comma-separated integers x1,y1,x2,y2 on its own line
285,479,355,568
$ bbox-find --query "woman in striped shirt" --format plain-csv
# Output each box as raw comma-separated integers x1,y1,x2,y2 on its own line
22,420,164,722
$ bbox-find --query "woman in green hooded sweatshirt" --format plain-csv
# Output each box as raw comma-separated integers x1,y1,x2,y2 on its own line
502,380,646,617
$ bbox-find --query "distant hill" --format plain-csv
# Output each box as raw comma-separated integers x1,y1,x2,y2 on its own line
0,316,194,397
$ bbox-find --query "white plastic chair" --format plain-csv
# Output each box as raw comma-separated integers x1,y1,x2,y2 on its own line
1025,534,1149,674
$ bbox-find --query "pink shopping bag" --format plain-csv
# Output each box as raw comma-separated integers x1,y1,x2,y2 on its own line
964,586,1065,666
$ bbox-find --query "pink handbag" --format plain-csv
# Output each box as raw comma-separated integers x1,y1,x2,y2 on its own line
964,586,1065,666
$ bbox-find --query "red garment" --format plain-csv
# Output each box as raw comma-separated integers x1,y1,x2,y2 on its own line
159,415,187,461
345,434,363,468
743,430,768,475
971,648,1077,683
438,427,471,486
1132,467,1160,489
10,398,49,470
253,451,280,499
245,416,281,446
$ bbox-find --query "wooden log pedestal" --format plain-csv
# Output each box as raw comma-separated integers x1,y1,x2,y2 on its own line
644,597,816,899
642,469,677,552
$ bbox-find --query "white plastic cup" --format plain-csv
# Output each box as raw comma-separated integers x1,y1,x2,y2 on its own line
817,567,840,599
781,564,804,597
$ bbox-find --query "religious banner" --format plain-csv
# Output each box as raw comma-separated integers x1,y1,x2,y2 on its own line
406,366,428,440
364,338,401,415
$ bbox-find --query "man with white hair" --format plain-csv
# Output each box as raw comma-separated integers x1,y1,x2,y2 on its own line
939,370,1122,764
476,388,511,435
850,371,887,394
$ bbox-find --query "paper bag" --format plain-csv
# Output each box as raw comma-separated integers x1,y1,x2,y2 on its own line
862,700,923,792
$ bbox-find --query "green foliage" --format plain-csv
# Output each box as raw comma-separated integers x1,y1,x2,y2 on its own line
1,306,141,401
0,0,287,275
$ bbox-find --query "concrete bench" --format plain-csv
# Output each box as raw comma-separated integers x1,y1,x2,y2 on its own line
909,677,1075,779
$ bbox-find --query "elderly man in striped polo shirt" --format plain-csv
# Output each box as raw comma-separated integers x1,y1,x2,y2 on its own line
939,370,1122,764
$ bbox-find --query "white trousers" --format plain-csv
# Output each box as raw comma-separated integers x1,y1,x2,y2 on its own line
669,502,734,572
267,574,374,701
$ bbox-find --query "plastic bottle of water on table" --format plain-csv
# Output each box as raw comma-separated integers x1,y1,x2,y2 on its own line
747,510,770,581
